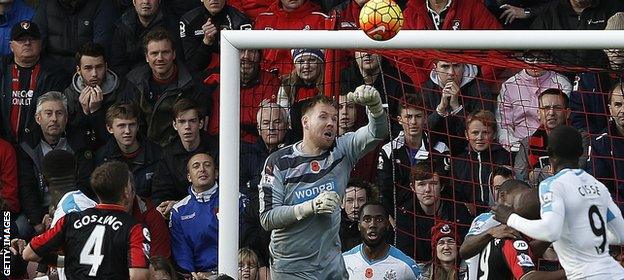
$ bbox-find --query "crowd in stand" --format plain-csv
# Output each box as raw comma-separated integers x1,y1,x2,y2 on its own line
1,0,624,279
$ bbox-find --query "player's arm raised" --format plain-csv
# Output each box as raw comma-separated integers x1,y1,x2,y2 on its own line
345,85,389,156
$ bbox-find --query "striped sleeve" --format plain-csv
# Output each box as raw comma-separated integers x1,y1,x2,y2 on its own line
30,215,68,257
128,224,150,269
343,107,388,164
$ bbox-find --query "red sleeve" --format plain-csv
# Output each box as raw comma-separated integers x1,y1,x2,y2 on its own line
144,209,171,258
502,239,536,280
128,224,150,269
0,140,19,213
30,215,67,256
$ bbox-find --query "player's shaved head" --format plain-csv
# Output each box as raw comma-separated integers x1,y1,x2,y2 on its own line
548,125,583,169
498,179,530,195
514,188,540,220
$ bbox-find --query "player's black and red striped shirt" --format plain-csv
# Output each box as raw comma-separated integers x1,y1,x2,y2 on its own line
30,204,150,279
476,237,536,280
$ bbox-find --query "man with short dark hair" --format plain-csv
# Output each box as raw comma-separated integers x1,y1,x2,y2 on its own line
0,20,68,144
64,42,127,148
342,201,421,279
110,0,180,77
122,28,212,147
514,88,589,186
22,161,150,279
152,98,216,215
495,125,624,279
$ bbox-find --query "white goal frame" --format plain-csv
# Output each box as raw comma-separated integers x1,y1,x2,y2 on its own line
218,29,624,277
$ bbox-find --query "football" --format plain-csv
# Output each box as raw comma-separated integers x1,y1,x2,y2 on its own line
359,0,404,41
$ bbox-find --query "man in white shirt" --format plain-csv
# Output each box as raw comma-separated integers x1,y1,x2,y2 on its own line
494,125,624,280
343,201,421,280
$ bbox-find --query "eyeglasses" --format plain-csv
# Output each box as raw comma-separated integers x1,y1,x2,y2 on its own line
539,105,565,111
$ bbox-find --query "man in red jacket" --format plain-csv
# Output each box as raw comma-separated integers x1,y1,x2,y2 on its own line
0,137,18,214
254,0,331,75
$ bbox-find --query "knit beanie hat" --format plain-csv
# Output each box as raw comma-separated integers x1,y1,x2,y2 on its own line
431,221,458,250
291,48,325,63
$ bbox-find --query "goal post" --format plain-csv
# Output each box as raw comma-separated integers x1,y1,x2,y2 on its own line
218,29,624,277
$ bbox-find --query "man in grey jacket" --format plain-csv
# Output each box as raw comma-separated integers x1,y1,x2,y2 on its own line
258,85,388,279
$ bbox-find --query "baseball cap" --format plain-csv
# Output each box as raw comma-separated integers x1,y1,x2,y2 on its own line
11,20,41,41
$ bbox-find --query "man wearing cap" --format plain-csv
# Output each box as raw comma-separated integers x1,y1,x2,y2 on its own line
0,20,68,144
0,0,34,56
342,201,421,280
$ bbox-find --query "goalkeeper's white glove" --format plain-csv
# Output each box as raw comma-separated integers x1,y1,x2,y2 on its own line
294,191,341,221
347,84,384,118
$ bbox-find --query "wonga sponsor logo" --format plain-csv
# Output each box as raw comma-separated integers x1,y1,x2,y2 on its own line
292,181,335,203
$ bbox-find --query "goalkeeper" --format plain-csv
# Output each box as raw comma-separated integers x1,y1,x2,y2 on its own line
258,85,388,279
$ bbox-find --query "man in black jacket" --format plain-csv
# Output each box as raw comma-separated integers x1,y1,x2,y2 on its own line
95,103,161,198
110,0,180,77
152,98,217,216
0,21,68,144
179,0,251,73
16,91,94,240
121,28,212,147
63,42,127,149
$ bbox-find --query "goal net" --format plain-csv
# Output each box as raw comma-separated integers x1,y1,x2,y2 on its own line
218,29,624,277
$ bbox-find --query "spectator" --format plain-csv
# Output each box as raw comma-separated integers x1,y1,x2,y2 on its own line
259,88,388,278
421,222,462,280
377,95,450,215
206,49,280,143
17,91,94,240
149,256,177,280
403,0,501,30
277,48,325,141
64,42,127,149
240,102,288,267
489,166,514,200
95,103,161,198
122,28,212,147
228,0,273,19
588,82,624,204
0,0,34,56
485,0,554,30
530,0,624,68
342,201,421,280
0,137,18,213
338,93,357,136
0,20,68,144
238,247,261,280
496,51,572,150
110,0,180,77
570,12,624,135
167,0,202,19
396,160,472,263
254,0,329,75
340,178,370,252
514,88,589,186
453,110,511,214
169,152,246,277
23,161,150,279
340,51,416,123
33,0,117,69
422,60,495,155
152,98,216,213
179,0,251,73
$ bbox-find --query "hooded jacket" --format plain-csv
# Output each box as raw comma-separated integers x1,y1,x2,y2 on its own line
63,69,125,149
422,64,495,155
110,8,180,77
254,0,331,75
496,70,572,149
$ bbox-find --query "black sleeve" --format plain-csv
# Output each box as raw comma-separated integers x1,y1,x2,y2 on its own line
180,18,213,72
376,149,395,215
109,26,131,77
151,156,175,205
17,149,43,226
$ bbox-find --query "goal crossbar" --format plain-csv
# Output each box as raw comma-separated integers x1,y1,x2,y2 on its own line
218,29,624,277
